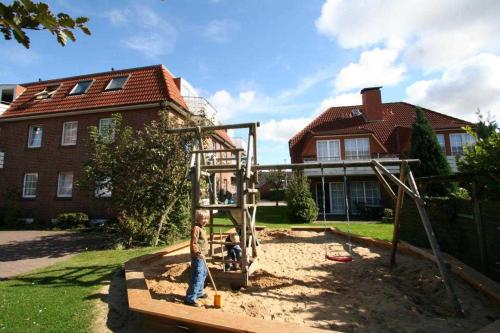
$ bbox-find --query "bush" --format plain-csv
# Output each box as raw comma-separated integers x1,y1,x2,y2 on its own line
285,171,318,223
56,212,89,229
451,187,471,200
381,208,393,224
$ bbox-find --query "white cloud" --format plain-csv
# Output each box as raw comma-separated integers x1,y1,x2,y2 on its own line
203,20,240,43
315,0,500,70
259,118,312,143
109,6,177,57
278,66,337,99
210,90,256,121
406,53,500,121
334,48,405,92
124,33,176,58
314,92,361,115
107,9,130,25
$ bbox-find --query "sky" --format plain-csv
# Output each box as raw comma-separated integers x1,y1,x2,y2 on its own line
1,0,500,164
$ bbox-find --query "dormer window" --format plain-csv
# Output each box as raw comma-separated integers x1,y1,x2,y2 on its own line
69,80,93,95
35,84,59,100
105,76,129,91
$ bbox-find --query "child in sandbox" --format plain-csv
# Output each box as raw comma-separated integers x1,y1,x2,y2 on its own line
225,232,242,271
184,210,209,307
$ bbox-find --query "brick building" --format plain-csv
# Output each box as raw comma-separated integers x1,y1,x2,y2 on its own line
0,65,235,223
289,87,474,217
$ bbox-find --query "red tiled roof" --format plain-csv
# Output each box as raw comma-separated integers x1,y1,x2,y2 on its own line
214,129,235,148
289,102,472,162
1,65,187,119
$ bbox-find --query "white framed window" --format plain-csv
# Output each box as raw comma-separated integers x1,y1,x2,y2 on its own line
105,76,129,91
436,134,445,152
22,173,38,198
57,172,74,198
0,151,4,168
69,80,93,95
344,138,370,160
350,181,381,213
316,140,340,161
450,133,476,155
99,118,115,139
95,178,112,198
61,121,78,146
28,125,43,148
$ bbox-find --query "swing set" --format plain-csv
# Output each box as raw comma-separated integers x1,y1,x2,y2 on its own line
166,121,464,316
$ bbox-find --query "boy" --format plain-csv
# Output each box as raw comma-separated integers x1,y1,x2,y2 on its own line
184,210,209,307
225,232,242,271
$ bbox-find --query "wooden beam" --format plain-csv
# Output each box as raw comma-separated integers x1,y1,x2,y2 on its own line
371,159,424,205
371,164,396,201
253,159,420,171
406,168,464,316
389,160,407,265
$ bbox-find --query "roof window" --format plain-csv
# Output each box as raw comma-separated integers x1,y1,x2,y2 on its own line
105,76,129,91
0,88,14,104
35,84,59,100
69,80,93,95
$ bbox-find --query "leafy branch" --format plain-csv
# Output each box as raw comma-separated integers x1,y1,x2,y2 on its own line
0,0,90,48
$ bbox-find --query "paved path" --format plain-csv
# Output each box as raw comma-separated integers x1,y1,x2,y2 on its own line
0,230,107,279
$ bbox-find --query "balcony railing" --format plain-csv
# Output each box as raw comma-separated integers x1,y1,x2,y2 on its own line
183,96,218,124
303,154,401,176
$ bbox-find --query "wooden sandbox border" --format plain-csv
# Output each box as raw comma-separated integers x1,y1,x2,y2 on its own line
124,227,499,332
124,232,333,333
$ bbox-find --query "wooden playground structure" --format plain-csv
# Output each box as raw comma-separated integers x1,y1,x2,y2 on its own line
167,121,464,315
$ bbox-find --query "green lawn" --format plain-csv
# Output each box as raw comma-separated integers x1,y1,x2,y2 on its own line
0,246,158,333
213,206,394,241
0,207,392,332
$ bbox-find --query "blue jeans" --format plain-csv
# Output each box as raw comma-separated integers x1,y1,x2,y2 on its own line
228,245,242,261
185,257,207,303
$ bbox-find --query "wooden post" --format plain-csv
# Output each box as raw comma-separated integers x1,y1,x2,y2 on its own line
406,168,464,316
472,180,488,275
390,160,407,266
241,208,248,273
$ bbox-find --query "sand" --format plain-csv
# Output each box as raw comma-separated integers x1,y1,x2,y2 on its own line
144,230,499,333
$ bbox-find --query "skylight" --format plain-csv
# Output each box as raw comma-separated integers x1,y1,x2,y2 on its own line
105,76,129,91
69,80,93,95
35,84,59,100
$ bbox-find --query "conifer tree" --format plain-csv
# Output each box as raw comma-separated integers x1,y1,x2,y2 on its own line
410,107,451,195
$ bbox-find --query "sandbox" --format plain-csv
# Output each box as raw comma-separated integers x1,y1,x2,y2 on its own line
141,229,499,333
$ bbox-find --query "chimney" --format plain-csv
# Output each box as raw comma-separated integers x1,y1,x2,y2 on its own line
360,86,383,121
173,77,182,91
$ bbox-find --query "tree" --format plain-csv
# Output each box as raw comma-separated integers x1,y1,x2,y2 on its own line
410,107,452,195
266,169,285,206
285,171,318,223
475,109,498,140
83,110,199,247
458,127,500,198
0,0,90,48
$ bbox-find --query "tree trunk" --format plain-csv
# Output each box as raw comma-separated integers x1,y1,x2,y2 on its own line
153,195,180,246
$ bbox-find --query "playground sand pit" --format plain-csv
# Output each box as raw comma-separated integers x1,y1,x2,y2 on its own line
144,230,499,333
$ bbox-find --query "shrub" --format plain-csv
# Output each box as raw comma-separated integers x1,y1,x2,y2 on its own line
56,212,89,229
381,208,393,224
285,171,318,223
451,187,471,200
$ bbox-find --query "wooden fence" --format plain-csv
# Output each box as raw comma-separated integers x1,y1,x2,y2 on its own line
400,197,500,282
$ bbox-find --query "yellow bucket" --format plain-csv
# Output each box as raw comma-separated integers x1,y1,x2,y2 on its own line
214,294,222,308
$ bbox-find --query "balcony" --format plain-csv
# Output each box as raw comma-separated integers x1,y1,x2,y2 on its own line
303,153,401,177
183,96,218,124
